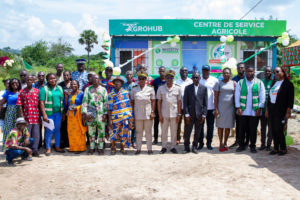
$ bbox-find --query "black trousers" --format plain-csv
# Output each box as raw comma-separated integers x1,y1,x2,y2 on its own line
184,116,203,150
239,116,259,149
235,114,249,145
199,109,215,146
60,117,69,148
260,111,272,147
269,113,286,151
153,101,159,141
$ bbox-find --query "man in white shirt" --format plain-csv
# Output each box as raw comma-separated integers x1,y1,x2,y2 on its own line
175,67,193,144
235,65,265,153
198,65,219,150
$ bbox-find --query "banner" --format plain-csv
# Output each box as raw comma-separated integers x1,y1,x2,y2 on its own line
207,41,237,77
152,41,182,74
110,19,286,36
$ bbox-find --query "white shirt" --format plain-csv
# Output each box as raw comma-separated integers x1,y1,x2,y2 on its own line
269,80,283,104
175,77,193,108
194,84,199,96
200,76,218,110
235,78,266,116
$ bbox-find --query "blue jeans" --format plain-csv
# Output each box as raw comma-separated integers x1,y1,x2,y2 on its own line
45,112,62,149
6,138,34,162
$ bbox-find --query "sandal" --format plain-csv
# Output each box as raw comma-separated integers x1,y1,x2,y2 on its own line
120,149,127,155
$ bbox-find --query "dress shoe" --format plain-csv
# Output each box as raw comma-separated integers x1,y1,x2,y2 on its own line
183,149,190,154
207,145,213,150
32,151,39,157
266,146,271,151
269,150,278,155
258,145,266,151
170,148,178,154
250,148,257,153
160,148,167,154
135,150,141,155
236,146,245,152
278,150,287,156
148,150,153,155
98,149,104,155
152,140,158,145
229,141,238,148
197,144,204,151
191,147,198,154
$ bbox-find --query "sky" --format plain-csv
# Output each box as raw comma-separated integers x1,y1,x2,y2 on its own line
0,0,299,55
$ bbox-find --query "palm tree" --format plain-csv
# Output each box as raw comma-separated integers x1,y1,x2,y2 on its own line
78,30,98,71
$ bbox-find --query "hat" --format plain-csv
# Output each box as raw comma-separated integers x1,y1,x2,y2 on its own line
165,69,175,77
76,59,86,64
112,76,124,84
202,64,211,70
15,117,27,126
137,70,148,78
105,66,113,71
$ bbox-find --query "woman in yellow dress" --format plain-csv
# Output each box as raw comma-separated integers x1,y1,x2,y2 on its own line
65,80,87,153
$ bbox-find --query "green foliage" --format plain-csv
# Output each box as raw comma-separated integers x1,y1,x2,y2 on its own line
78,29,98,70
48,38,74,58
290,72,300,105
21,40,49,65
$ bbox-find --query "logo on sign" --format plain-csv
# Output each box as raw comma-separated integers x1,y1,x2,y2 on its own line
122,23,163,32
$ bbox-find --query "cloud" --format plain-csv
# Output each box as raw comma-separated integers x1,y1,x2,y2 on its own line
51,19,78,38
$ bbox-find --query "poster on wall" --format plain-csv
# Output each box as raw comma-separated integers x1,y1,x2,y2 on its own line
152,41,182,74
207,41,237,77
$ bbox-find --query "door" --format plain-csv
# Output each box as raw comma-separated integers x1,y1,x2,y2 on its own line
120,51,132,75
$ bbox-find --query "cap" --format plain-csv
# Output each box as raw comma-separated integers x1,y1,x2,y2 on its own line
15,117,27,126
76,59,86,64
112,76,124,84
202,64,211,70
165,69,175,77
137,70,148,78
105,66,113,71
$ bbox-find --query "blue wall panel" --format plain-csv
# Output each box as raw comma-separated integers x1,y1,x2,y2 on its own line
182,41,207,72
114,40,148,48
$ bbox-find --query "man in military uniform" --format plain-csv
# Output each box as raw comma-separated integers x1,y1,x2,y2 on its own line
131,70,156,155
157,70,182,154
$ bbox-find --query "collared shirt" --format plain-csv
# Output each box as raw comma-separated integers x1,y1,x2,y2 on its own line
194,84,199,96
153,77,166,94
156,84,181,118
175,78,193,108
16,87,40,124
131,85,155,120
200,76,219,110
56,74,64,84
269,80,284,104
235,78,266,116
71,71,88,91
232,75,244,83
101,79,114,94
4,128,30,150
123,81,137,99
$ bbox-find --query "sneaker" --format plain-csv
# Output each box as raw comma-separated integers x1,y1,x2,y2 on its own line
170,148,178,154
160,148,167,154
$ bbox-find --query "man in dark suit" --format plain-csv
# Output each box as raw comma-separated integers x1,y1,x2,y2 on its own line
183,72,208,154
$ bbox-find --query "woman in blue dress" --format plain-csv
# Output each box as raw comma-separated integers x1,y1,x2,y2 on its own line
0,78,21,151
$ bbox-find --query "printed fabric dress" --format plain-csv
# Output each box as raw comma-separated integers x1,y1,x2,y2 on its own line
2,91,19,151
65,92,87,152
108,88,134,148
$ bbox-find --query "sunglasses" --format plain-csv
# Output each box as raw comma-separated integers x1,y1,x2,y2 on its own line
38,75,45,77
192,77,199,79
20,74,26,77
166,77,174,80
274,70,281,74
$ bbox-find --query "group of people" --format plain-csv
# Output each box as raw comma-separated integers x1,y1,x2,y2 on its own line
0,58,295,165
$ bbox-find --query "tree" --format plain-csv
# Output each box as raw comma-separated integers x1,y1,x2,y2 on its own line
21,40,49,65
78,30,98,70
49,38,74,58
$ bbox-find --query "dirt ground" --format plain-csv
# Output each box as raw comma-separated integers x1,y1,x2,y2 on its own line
0,115,299,200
